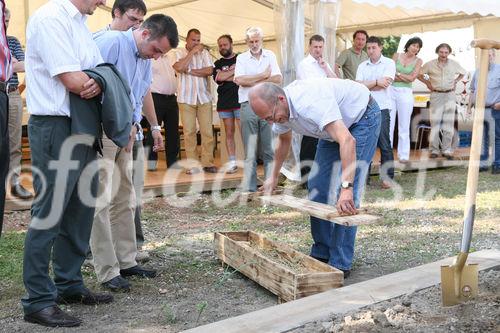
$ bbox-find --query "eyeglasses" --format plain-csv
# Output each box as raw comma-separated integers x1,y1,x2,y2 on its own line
265,99,279,123
124,12,143,24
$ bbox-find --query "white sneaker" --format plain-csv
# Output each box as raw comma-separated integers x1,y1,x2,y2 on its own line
136,250,150,263
226,161,238,174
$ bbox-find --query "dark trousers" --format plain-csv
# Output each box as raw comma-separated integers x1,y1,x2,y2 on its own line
377,109,394,180
300,135,318,183
145,93,179,167
22,116,98,315
0,91,8,237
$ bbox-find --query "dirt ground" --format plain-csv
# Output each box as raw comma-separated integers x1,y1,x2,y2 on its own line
290,269,500,333
0,167,499,332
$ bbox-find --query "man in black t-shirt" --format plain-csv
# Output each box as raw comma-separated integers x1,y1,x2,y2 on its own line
213,34,240,173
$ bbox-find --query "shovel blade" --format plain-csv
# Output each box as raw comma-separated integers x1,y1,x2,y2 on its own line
440,263,479,306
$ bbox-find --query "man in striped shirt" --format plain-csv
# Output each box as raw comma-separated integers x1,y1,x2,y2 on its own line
0,0,12,238
173,29,216,174
5,8,33,200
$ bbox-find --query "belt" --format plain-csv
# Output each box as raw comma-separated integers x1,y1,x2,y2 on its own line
433,89,453,93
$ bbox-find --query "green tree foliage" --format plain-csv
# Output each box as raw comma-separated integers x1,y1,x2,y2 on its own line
381,35,401,58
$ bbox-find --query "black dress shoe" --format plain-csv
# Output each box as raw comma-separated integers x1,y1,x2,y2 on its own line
56,288,113,305
492,166,500,174
24,305,81,327
341,269,351,278
120,265,157,278
102,275,130,292
11,183,33,199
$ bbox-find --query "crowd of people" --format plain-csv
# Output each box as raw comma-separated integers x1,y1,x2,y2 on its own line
0,0,498,328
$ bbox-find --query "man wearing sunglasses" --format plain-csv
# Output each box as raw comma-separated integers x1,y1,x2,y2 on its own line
248,78,381,278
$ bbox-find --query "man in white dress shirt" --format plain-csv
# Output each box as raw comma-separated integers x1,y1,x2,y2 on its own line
296,34,336,185
356,36,396,189
22,0,113,327
234,26,282,192
249,78,381,278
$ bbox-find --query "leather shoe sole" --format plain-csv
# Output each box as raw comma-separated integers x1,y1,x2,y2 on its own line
56,288,113,305
24,305,81,327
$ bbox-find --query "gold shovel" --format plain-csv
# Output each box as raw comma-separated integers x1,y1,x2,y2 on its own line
441,39,500,306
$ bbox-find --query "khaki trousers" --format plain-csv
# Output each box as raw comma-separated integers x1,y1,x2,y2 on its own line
429,91,456,154
7,90,23,183
179,102,214,168
90,136,137,283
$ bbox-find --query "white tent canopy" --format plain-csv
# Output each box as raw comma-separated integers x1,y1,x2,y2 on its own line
6,0,500,47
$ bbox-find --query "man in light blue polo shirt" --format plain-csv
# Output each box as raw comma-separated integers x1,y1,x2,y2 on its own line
90,14,178,292
469,49,500,174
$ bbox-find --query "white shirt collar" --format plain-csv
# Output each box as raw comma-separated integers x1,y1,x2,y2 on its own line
305,53,320,64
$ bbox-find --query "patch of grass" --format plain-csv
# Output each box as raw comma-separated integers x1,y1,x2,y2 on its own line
0,231,26,298
160,302,177,324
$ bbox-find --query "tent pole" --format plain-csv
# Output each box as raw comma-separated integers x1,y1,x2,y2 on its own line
24,0,29,28
100,0,201,12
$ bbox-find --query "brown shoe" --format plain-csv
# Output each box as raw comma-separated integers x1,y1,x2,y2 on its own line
203,166,218,173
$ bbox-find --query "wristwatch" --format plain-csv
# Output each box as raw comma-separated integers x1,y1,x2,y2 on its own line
341,181,354,189
151,125,162,132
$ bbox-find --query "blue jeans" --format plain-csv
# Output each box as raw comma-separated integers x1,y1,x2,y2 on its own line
480,108,500,168
308,98,381,270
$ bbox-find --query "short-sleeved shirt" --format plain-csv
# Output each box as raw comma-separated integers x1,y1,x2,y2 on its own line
336,47,368,80
25,0,103,116
94,28,152,123
234,48,282,103
470,63,500,108
174,48,213,105
296,54,333,80
213,54,240,111
7,36,24,86
420,58,466,91
151,52,177,96
356,55,396,110
273,78,370,141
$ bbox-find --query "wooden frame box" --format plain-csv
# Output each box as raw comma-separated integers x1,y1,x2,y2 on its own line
214,231,343,302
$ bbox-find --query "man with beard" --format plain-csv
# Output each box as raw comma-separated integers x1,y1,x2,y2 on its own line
213,34,240,173
234,27,282,192
22,0,113,327
90,14,178,292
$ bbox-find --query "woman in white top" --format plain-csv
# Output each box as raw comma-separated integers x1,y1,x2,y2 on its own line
390,37,423,163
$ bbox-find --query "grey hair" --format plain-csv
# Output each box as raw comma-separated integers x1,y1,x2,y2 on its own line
246,26,263,39
250,82,284,106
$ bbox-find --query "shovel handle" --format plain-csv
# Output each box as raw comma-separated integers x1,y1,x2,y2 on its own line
470,39,500,50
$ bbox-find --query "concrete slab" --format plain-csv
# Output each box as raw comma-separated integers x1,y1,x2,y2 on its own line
182,249,500,333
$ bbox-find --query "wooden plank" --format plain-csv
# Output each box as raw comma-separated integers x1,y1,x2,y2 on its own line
182,249,500,333
259,194,381,226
